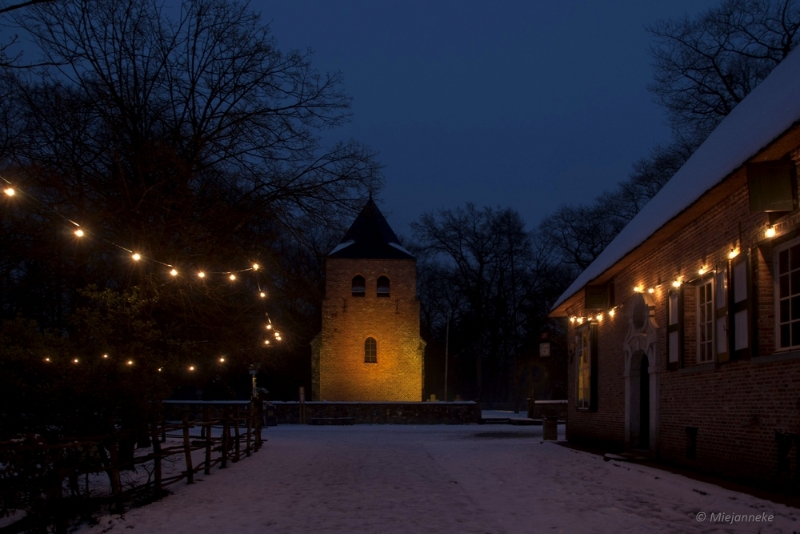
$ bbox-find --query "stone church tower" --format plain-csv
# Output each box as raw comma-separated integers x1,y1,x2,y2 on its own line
311,197,424,401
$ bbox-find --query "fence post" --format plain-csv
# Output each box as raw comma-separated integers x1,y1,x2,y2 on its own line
150,414,163,499
233,405,241,463
255,401,263,451
246,401,253,457
203,407,211,475
182,412,194,484
221,406,229,469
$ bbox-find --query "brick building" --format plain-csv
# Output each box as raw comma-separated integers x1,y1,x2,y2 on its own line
550,49,800,484
311,198,425,401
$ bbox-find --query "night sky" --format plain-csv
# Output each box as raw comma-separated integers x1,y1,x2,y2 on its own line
257,0,719,236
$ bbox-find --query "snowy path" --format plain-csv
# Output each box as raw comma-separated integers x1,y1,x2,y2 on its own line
81,424,800,534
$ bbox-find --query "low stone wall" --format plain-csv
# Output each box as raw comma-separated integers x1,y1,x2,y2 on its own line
272,401,480,424
528,400,568,420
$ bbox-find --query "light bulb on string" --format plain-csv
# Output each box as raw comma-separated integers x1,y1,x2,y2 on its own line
252,263,260,271
264,339,270,345
672,279,682,288
72,358,79,364
198,271,205,278
102,354,108,359
132,253,141,261
157,367,163,372
188,365,195,371
698,266,707,275
596,313,603,321
259,292,266,298
4,187,14,196
266,324,272,330
647,287,655,294
74,229,84,237
44,357,51,362
229,274,236,281
219,357,226,363
728,248,739,260
170,269,178,276
126,360,133,366
609,309,616,318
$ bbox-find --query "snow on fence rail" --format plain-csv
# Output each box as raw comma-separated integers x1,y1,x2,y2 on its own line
0,401,263,533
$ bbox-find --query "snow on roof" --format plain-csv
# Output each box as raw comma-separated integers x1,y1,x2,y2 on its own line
329,240,355,255
552,48,800,313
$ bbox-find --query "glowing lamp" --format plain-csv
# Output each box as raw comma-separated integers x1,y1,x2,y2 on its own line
766,226,776,238
157,367,163,372
609,309,615,318
229,274,236,281
44,357,51,362
266,324,272,330
634,285,643,293
698,266,707,275
259,292,266,298
74,229,84,237
126,360,133,366
103,354,108,359
569,316,575,323
577,317,584,324
672,280,681,288
4,187,14,196
132,253,141,261
198,271,205,278
264,340,270,345
170,269,178,276
219,357,226,363
252,263,260,271
647,287,655,294
73,358,79,364
728,248,739,260
188,365,195,371
596,313,603,321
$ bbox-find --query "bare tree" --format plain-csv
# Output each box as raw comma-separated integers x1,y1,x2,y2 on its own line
648,0,800,142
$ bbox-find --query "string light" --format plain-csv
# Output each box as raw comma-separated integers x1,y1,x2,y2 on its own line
102,354,109,359
569,316,576,323
728,248,739,259
698,266,707,275
44,357,50,362
157,367,163,372
74,229,84,237
672,279,682,288
766,226,776,238
259,292,266,298
596,313,603,321
229,274,236,281
219,357,226,363
264,340,270,345
132,253,141,261
126,360,133,366
647,287,655,294
188,365,195,371
252,263,260,271
170,269,178,276
72,358,79,364
609,309,615,318
577,317,584,324
197,271,205,278
266,324,272,330
634,285,643,293
4,187,14,196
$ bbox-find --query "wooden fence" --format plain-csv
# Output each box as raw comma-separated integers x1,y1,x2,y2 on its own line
0,401,263,533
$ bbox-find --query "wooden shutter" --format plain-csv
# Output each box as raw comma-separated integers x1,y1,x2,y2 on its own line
590,322,599,411
731,250,753,359
715,266,730,362
667,288,684,370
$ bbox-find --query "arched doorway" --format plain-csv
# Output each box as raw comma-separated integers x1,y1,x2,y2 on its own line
623,292,659,452
638,354,650,449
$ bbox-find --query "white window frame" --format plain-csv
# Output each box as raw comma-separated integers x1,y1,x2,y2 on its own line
696,276,715,363
576,325,591,409
774,237,800,351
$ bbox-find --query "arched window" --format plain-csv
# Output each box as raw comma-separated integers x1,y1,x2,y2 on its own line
352,275,365,297
364,337,377,363
377,276,390,298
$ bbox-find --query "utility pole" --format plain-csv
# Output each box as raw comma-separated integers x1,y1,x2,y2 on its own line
444,312,450,402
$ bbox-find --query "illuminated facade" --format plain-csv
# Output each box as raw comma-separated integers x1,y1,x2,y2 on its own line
311,198,424,401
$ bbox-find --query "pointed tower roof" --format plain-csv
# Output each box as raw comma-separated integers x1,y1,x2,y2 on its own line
329,197,414,259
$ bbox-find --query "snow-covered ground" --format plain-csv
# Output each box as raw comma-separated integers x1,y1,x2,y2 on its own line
78,423,799,534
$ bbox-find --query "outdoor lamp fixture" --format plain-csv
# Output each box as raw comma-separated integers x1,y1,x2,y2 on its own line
766,225,776,238
249,364,258,399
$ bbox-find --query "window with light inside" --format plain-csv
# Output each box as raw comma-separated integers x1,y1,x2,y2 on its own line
776,239,800,349
697,277,714,363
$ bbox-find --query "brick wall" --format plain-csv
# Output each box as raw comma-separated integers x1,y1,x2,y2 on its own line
312,257,424,401
565,171,800,484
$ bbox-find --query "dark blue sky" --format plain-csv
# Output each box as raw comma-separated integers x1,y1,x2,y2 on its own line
256,1,718,236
